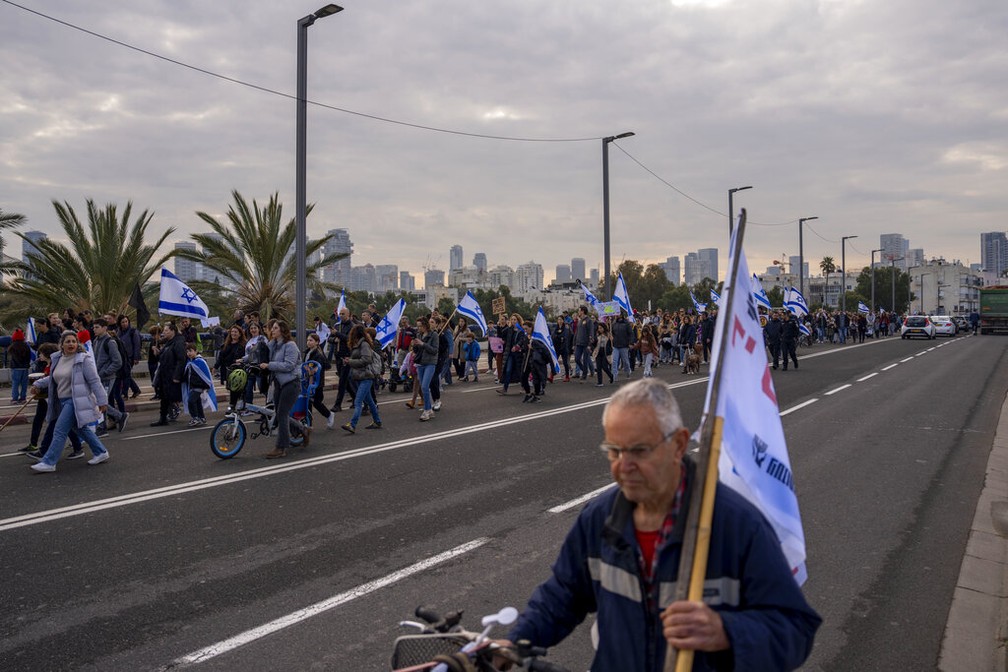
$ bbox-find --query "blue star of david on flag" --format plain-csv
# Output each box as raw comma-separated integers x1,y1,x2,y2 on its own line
158,267,210,321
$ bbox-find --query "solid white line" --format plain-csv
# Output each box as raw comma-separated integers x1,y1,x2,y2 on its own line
881,363,899,371
900,357,914,363
2,378,713,533
779,398,819,416
548,483,617,513
857,373,878,382
172,537,489,667
824,384,851,396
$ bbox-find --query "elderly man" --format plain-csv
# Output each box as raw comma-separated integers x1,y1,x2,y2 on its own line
507,378,820,671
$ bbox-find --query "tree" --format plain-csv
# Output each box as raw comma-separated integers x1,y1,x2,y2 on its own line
0,207,27,277
854,265,912,313
767,286,784,308
181,191,335,326
8,199,175,316
819,256,837,308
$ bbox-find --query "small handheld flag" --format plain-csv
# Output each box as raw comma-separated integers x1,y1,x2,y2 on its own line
129,283,150,330
457,291,489,335
581,282,602,314
334,290,347,323
532,307,560,373
26,317,38,363
786,286,809,317
710,289,721,307
689,290,707,314
857,301,870,314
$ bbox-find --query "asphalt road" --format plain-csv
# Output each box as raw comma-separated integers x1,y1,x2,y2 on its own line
0,333,1003,671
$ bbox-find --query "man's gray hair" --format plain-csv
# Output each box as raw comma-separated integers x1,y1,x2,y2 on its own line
602,378,684,435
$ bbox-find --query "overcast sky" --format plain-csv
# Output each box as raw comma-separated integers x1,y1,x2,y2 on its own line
2,0,1006,287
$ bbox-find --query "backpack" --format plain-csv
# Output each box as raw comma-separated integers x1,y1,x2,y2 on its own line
368,349,384,378
106,335,131,377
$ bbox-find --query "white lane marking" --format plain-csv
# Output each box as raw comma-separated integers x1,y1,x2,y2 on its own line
882,363,899,371
824,384,851,396
927,347,936,352
548,483,617,513
900,357,914,363
171,537,489,667
1,377,712,533
915,352,927,357
857,373,878,382
779,398,819,416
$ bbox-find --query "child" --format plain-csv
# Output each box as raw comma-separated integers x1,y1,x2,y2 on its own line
462,331,481,382
403,340,422,409
182,344,217,426
304,332,334,429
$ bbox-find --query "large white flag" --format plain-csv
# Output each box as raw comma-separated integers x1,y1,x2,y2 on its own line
532,307,560,373
457,290,489,335
375,298,406,350
704,228,808,585
158,268,211,324
334,290,347,323
612,272,635,322
786,286,809,317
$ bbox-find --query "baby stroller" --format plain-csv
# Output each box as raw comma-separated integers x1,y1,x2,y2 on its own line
388,364,412,393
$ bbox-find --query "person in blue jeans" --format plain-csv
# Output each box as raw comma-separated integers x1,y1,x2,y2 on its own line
413,317,439,422
8,328,32,402
340,325,383,433
29,331,109,473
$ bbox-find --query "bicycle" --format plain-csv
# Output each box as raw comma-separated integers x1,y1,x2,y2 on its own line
391,606,569,672
209,362,319,459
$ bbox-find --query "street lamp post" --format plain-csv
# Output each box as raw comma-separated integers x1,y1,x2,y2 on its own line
870,248,883,313
798,216,817,298
296,4,343,352
841,235,858,316
728,186,753,236
602,131,634,298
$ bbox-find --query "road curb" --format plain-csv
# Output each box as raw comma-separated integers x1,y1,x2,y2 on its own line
939,387,1008,672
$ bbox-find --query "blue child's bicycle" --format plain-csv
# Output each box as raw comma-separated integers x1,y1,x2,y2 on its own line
209,362,321,459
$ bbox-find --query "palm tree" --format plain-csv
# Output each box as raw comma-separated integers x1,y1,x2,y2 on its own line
9,200,175,314
820,256,837,308
0,207,27,276
181,190,336,323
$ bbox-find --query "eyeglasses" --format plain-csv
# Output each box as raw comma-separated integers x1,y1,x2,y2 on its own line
600,430,679,461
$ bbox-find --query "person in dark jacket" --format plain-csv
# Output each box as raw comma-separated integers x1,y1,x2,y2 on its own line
573,306,595,380
303,332,334,429
506,379,821,671
678,316,697,372
117,314,143,398
329,306,357,412
610,314,634,380
781,311,800,371
496,314,528,396
700,310,717,363
8,328,32,402
763,311,783,370
552,316,573,381
150,321,186,426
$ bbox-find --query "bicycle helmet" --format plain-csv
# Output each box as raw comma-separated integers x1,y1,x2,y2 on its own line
227,367,248,392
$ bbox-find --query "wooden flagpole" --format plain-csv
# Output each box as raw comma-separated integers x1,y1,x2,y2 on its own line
666,209,748,672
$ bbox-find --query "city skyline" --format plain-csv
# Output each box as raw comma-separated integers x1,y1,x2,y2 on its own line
2,1,1004,283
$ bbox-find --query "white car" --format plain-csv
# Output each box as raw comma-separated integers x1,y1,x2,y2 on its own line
901,315,936,340
930,315,956,337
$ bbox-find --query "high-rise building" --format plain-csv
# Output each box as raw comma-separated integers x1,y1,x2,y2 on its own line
907,249,925,268
375,264,399,293
424,268,445,289
571,257,586,282
663,256,681,285
516,261,544,294
697,248,718,282
400,271,416,291
449,244,463,271
880,233,907,270
473,252,487,274
21,230,46,264
322,228,353,287
788,256,809,283
589,268,599,288
683,252,701,286
555,264,571,284
173,241,202,282
981,232,1008,277
350,264,376,293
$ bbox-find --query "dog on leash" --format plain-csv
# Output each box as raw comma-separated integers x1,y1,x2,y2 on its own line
684,343,703,375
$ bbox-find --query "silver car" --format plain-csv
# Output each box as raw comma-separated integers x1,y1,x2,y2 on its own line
901,315,936,340
930,315,956,337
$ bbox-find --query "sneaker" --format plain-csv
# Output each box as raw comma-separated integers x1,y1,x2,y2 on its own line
433,400,442,411
420,410,432,422
327,414,335,429
365,422,382,429
264,448,286,459
31,462,56,473
188,419,200,426
118,413,129,433
87,451,109,466
528,396,540,403
198,418,207,425
595,383,604,387
522,394,531,403
19,444,36,453
341,422,355,434
26,450,43,461
95,426,109,438
67,449,86,460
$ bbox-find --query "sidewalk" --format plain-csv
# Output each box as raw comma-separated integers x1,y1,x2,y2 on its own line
939,389,1008,671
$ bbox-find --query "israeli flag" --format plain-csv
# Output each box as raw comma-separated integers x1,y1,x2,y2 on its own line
751,274,772,310
858,301,870,314
532,307,560,373
182,356,218,416
613,272,635,322
689,290,707,314
158,268,210,323
798,321,811,337
334,289,347,323
457,290,489,335
786,286,809,317
375,298,406,350
710,289,721,307
581,282,601,313
315,320,331,343
26,317,38,363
